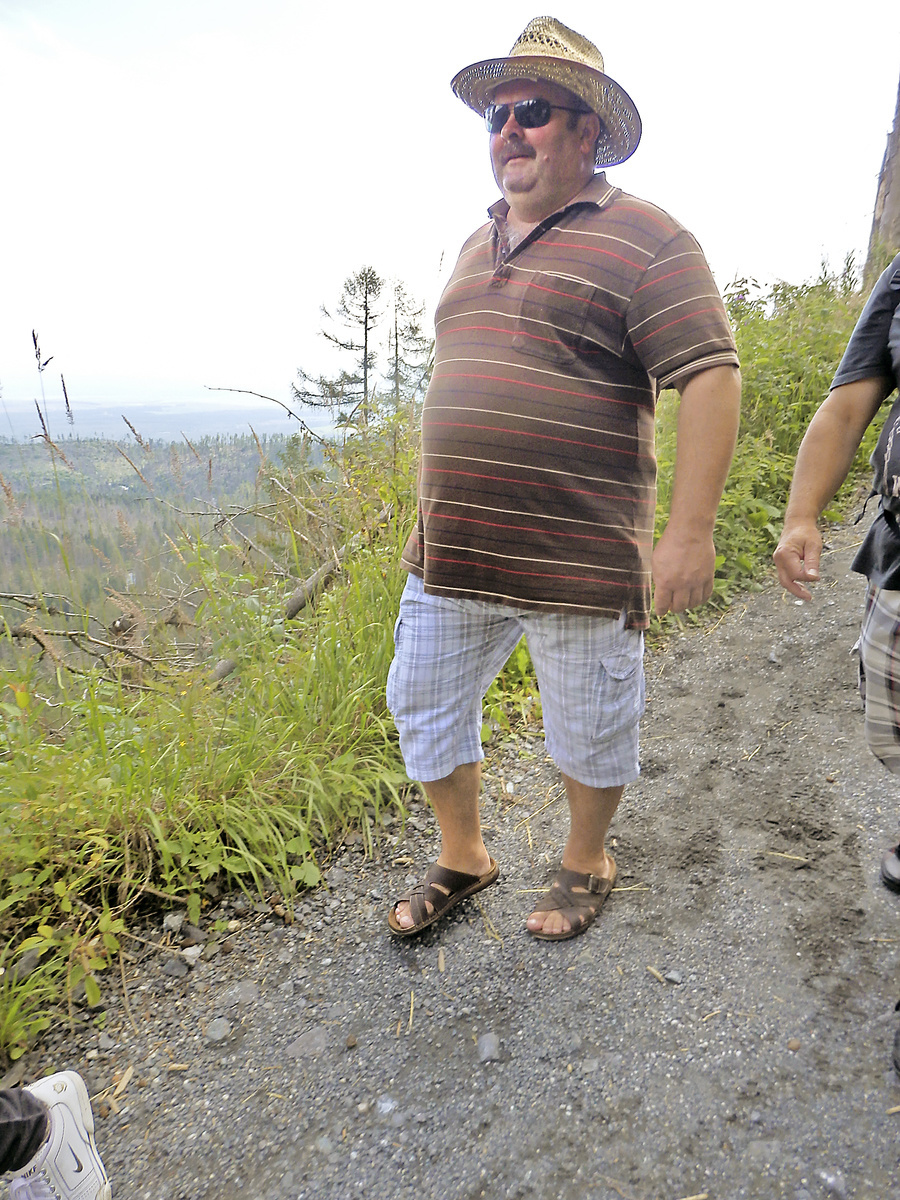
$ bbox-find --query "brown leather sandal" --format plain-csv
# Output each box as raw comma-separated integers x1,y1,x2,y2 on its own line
387,858,500,937
528,860,617,941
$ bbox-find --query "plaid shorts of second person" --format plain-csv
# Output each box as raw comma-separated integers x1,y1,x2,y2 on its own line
386,574,645,788
859,584,900,774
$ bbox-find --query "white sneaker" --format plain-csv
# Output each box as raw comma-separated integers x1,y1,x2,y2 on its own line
9,1071,111,1200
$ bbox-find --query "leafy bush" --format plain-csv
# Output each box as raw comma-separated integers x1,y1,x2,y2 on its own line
655,258,872,614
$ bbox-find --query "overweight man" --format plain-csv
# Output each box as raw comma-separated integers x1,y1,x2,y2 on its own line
386,17,741,941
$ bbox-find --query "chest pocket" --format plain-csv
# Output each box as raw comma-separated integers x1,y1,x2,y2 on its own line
511,272,622,369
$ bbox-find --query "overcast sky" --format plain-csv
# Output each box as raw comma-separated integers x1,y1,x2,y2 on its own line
1,0,899,429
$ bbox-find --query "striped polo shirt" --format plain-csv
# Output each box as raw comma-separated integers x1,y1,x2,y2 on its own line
401,172,738,628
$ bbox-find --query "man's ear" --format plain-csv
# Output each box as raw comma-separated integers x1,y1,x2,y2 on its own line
582,113,602,156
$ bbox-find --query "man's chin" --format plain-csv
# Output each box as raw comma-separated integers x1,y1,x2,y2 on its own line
499,167,534,193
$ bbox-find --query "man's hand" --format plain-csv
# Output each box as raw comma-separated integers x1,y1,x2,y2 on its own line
652,364,741,617
770,378,889,603
773,520,822,601
652,526,716,615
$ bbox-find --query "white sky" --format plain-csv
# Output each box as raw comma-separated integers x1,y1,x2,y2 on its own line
1,0,899,421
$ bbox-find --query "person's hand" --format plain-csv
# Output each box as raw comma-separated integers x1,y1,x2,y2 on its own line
773,521,822,601
652,526,716,615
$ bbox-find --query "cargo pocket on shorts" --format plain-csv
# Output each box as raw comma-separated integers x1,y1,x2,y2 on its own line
593,643,645,738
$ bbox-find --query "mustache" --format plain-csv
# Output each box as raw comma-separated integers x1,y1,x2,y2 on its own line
498,139,536,164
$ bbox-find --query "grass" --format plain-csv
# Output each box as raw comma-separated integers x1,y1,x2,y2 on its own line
0,258,891,1062
0,406,416,1059
652,259,874,624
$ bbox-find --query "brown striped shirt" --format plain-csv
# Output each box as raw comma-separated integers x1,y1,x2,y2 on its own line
401,173,738,628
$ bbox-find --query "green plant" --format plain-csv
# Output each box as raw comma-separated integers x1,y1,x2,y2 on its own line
0,390,421,1062
483,637,542,737
0,941,61,1062
0,259,879,1064
652,259,870,622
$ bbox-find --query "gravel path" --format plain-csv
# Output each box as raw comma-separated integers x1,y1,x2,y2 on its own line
17,517,900,1200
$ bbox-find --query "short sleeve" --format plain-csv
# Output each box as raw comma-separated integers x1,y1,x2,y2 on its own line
625,229,739,391
831,254,900,390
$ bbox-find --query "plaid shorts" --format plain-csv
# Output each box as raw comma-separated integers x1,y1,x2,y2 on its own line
859,584,900,775
386,573,645,787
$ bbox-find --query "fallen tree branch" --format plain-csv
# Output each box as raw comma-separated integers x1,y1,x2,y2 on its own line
209,502,393,685
284,502,391,619
284,554,342,620
0,591,80,616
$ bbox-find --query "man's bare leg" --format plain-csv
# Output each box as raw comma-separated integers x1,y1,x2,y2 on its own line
392,760,494,931
526,776,623,937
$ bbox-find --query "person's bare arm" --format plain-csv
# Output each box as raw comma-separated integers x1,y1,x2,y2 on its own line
773,377,892,599
652,364,741,615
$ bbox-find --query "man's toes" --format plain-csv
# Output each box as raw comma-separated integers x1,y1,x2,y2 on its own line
394,899,434,929
527,910,570,935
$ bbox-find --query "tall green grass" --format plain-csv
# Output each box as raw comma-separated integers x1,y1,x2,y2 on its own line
0,411,415,1059
0,261,887,1061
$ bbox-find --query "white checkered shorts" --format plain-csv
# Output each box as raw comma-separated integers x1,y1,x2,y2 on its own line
859,584,900,774
386,574,645,787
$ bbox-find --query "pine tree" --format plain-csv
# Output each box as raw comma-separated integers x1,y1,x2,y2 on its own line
293,267,385,426
386,282,432,412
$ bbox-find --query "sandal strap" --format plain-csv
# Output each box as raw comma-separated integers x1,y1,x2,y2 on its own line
556,866,610,895
531,866,614,928
405,863,488,926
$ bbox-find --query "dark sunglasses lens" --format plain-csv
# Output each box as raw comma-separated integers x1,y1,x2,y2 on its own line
485,105,509,134
485,98,553,134
515,99,552,128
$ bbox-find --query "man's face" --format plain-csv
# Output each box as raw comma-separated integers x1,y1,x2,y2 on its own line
488,79,599,221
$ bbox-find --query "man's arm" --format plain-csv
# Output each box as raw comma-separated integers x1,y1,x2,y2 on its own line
773,377,892,599
652,364,741,615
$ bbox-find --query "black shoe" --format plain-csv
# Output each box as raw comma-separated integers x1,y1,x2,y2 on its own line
880,846,900,893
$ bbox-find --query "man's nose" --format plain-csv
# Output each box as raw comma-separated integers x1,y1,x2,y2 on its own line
498,108,525,139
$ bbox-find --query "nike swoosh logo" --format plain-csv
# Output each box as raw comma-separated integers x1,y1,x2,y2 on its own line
70,1148,84,1173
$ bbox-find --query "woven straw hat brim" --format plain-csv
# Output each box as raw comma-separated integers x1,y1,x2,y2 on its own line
451,55,641,168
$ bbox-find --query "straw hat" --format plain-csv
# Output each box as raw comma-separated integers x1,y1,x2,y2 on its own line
451,16,641,168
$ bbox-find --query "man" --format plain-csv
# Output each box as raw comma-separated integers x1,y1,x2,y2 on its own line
2,1070,111,1199
387,17,741,940
774,251,900,894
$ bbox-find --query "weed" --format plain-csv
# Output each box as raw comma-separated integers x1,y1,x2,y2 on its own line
0,260,878,1062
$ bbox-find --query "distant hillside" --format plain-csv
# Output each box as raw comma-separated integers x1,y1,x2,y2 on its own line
0,398,330,443
0,430,325,607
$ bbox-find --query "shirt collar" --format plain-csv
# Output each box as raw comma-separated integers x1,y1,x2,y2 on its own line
487,171,619,224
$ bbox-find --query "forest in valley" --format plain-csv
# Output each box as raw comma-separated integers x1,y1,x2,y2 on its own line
0,432,301,606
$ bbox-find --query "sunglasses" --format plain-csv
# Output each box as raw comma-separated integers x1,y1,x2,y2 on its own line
484,97,592,135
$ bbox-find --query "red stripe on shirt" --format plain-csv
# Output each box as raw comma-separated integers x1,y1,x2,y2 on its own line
425,466,656,504
631,306,722,347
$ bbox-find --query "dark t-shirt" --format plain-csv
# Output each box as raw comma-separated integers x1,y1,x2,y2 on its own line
829,254,900,587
